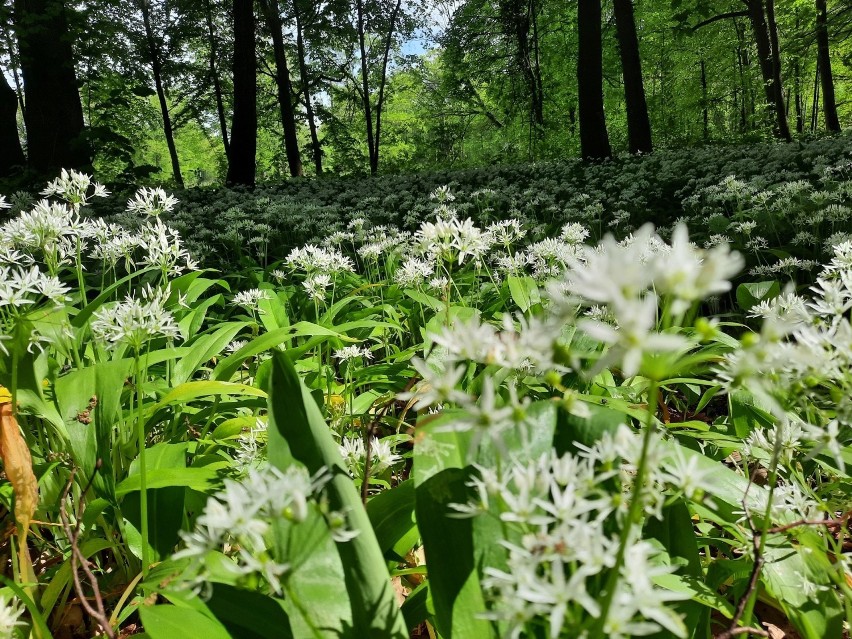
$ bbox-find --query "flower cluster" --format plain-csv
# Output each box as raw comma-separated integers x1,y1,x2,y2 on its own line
175,465,354,595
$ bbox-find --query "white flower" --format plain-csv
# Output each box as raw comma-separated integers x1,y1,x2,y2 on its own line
126,187,180,216
303,273,332,301
91,284,181,351
0,594,25,638
0,196,9,209
334,345,373,362
233,288,270,312
41,168,109,207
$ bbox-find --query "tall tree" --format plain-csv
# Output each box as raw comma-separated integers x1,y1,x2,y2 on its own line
612,0,652,153
258,0,303,177
815,0,840,131
0,73,25,176
498,0,544,130
292,0,322,173
226,0,257,186
745,0,790,140
577,0,611,159
13,0,90,172
137,0,184,186
204,0,230,156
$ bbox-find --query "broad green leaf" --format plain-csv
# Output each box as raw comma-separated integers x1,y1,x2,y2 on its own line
735,280,780,312
366,479,418,559
415,467,494,639
266,351,407,638
139,605,232,639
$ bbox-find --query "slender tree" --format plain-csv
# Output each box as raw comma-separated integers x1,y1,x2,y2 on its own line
258,0,303,177
204,0,230,156
226,0,256,186
137,0,184,186
612,0,652,153
577,0,611,159
815,0,840,131
13,0,90,172
0,73,25,176
292,0,322,174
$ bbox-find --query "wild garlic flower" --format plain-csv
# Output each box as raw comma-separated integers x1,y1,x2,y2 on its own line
41,169,109,208
234,418,268,472
139,218,198,276
339,436,401,478
303,273,332,301
126,187,180,217
232,288,270,312
91,284,180,351
487,219,526,246
559,222,590,245
333,345,373,362
175,465,347,595
456,449,687,638
0,196,9,209
394,256,435,288
416,215,491,265
430,185,456,203
285,244,354,275
0,594,25,638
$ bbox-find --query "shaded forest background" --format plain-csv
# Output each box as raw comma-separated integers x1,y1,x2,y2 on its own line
0,0,850,188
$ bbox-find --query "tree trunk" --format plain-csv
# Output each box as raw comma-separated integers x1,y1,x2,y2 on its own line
355,0,376,174
764,0,791,140
372,0,402,175
499,0,544,131
259,0,302,177
746,0,790,140
612,0,652,153
292,0,322,174
794,58,804,134
815,0,840,132
13,0,90,173
139,0,184,187
226,0,256,186
577,0,611,160
205,0,230,157
0,73,25,176
701,59,709,141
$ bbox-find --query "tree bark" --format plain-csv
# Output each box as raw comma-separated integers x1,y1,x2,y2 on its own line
292,0,322,174
226,0,256,186
259,0,302,177
764,0,791,140
577,0,611,160
746,0,790,140
204,0,230,157
815,0,841,131
701,59,709,141
612,0,652,153
499,0,544,130
372,0,402,174
355,0,376,174
13,0,90,173
0,73,25,176
139,0,184,187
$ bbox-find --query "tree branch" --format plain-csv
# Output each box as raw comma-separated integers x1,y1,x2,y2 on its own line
692,11,749,32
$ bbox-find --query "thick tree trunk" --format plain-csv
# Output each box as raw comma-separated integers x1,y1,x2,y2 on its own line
139,0,184,187
205,0,230,157
764,0,791,140
612,0,652,153
260,0,302,177
226,0,256,186
746,0,790,140
815,0,841,132
13,0,90,172
577,0,611,160
292,0,322,174
0,74,25,176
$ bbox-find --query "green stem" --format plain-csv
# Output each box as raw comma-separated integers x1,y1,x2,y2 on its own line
591,379,659,637
134,352,150,577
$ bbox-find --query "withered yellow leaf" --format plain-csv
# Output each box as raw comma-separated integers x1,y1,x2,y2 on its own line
0,403,38,531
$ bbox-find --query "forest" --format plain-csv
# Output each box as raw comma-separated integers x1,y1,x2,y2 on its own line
0,0,849,185
0,0,851,638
